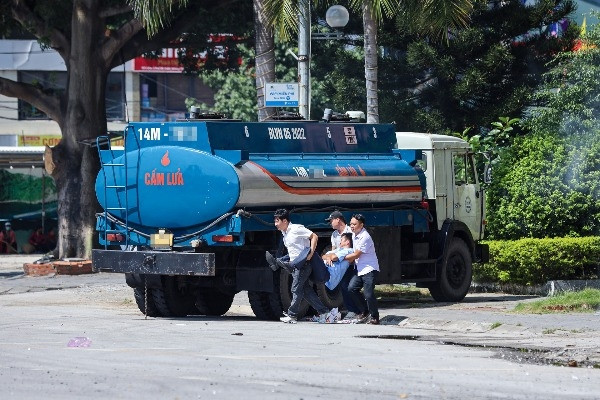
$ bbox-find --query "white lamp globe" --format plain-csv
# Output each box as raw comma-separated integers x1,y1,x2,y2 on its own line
325,5,350,29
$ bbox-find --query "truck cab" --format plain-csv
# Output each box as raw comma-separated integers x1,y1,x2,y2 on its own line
396,132,485,241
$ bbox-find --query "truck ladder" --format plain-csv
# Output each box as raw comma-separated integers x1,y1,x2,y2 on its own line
96,129,130,249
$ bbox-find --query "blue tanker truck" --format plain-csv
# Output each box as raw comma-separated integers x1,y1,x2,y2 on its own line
92,116,489,318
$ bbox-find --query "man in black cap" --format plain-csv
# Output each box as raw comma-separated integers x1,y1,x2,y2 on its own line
325,211,362,320
325,211,351,250
0,221,17,253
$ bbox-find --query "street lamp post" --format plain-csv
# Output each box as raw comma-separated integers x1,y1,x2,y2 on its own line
298,3,349,120
298,0,311,120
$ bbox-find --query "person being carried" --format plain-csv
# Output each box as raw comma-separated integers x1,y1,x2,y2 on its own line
265,209,333,324
344,214,381,325
321,232,354,290
325,211,363,320
0,221,17,254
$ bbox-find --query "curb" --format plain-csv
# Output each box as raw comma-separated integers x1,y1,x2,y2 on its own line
23,260,94,276
471,279,600,296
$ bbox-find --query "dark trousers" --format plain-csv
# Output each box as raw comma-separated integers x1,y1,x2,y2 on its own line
348,270,379,320
340,266,362,314
288,263,329,318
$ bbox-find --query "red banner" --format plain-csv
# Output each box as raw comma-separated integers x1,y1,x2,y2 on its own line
133,48,184,73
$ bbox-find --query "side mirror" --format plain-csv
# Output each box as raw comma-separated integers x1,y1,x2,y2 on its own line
484,164,492,184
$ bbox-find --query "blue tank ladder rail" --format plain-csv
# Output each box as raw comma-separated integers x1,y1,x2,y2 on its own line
96,131,129,249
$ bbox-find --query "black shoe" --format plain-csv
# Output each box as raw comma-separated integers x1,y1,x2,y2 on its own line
265,251,279,271
276,259,293,273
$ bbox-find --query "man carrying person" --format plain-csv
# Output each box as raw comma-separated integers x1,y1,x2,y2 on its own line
265,209,333,324
325,211,363,320
344,214,381,325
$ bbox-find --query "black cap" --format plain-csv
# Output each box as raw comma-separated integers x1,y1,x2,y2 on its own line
325,211,344,222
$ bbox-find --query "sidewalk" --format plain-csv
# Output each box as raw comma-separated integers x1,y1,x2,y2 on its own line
377,294,600,367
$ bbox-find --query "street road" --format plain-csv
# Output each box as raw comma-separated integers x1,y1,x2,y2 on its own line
1,255,599,399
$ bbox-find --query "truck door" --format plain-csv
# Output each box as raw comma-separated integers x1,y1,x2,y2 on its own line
452,152,482,239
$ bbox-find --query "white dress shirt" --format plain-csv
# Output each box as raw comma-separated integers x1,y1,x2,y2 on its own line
352,228,380,276
282,223,313,261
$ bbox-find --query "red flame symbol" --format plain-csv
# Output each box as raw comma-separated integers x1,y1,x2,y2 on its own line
161,151,170,167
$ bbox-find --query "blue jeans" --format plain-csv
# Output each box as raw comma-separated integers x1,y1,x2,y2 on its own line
288,262,329,318
348,270,379,320
340,266,362,314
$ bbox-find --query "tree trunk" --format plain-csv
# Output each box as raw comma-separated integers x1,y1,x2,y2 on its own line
49,0,106,259
362,1,379,123
253,0,276,121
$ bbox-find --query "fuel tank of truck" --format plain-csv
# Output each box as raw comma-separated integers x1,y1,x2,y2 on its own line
95,121,425,229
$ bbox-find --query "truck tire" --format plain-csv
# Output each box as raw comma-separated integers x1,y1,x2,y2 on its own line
248,268,284,320
429,238,472,302
151,276,196,317
248,290,283,320
247,269,309,320
194,289,235,316
133,287,161,317
315,283,343,309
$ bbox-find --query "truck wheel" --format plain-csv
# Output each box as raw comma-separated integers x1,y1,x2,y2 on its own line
248,290,283,321
133,287,161,317
247,269,309,320
315,283,343,309
279,268,310,317
248,269,285,320
429,238,472,302
194,289,235,316
151,276,196,317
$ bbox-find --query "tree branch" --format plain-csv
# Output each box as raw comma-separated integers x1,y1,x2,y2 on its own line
101,18,145,65
10,0,70,61
99,4,133,18
106,0,238,69
0,77,64,129
106,6,200,69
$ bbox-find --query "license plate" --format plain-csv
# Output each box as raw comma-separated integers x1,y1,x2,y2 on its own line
150,231,173,249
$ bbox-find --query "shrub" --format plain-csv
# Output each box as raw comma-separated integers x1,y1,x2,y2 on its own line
474,237,600,285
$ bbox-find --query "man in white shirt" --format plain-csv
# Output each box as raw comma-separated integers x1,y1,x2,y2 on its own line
344,213,380,325
266,209,331,324
325,211,362,319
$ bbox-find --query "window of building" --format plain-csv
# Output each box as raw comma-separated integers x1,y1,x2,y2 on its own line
106,73,125,121
18,71,125,121
139,73,214,122
18,71,67,120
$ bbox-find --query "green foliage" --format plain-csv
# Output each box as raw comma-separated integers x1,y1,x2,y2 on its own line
388,0,577,133
0,170,55,203
486,16,600,240
128,0,188,37
462,116,521,162
486,131,600,238
187,44,258,121
188,39,334,121
474,237,600,285
513,289,600,313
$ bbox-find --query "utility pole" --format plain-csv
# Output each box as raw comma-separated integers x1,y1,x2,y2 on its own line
298,0,310,120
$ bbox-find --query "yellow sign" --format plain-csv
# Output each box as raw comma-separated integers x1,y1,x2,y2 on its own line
18,135,124,147
19,135,61,147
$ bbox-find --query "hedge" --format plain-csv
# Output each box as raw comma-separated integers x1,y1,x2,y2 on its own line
474,237,600,286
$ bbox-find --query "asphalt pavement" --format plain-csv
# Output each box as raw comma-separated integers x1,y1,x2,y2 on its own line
1,254,600,369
